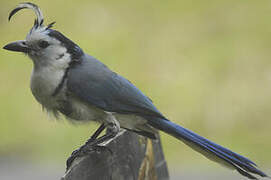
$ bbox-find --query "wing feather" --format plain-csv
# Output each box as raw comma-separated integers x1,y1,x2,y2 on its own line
67,55,164,119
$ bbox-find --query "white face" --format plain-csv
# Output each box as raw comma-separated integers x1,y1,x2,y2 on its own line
26,28,71,70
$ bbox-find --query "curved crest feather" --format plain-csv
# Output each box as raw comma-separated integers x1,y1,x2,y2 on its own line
8,2,54,31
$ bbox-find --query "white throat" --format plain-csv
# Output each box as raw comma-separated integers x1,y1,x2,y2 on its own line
30,52,71,108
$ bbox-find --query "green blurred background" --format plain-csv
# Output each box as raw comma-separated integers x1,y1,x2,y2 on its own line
0,0,270,179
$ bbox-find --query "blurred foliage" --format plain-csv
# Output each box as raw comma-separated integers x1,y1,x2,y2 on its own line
0,0,270,172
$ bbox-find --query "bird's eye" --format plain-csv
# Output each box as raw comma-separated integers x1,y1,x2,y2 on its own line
38,40,50,48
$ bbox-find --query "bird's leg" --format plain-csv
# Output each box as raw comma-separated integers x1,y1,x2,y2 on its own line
86,122,120,146
85,113,120,146
66,115,120,170
86,123,106,143
66,123,106,169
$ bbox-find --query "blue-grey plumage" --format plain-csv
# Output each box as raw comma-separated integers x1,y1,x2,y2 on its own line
67,54,164,119
3,2,268,180
66,54,267,180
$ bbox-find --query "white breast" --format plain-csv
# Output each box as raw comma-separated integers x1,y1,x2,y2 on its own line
30,66,66,109
30,65,107,123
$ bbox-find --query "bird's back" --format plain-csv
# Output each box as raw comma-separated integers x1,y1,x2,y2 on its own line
67,54,165,119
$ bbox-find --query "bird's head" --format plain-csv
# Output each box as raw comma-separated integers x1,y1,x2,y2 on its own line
3,2,83,68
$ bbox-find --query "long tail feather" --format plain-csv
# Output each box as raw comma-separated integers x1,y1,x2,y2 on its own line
147,117,268,179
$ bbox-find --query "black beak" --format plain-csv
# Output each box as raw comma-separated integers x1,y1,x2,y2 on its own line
3,40,30,53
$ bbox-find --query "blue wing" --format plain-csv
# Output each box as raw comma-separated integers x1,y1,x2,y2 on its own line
67,54,165,119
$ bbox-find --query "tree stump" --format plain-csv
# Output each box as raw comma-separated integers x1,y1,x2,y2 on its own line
61,130,169,180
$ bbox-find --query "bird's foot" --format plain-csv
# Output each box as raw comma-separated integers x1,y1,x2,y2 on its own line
66,144,112,170
66,123,117,170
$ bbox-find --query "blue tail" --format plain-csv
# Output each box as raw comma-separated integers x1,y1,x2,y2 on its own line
147,117,268,180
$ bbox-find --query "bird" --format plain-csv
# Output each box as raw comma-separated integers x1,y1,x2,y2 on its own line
3,2,268,179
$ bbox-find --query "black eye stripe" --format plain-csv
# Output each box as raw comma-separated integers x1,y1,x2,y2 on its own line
39,40,50,48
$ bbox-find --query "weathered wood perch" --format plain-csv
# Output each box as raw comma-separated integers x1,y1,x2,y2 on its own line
61,130,169,180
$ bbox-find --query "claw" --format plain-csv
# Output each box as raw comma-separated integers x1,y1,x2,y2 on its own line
66,148,80,170
66,145,113,170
